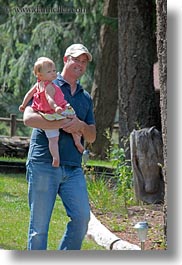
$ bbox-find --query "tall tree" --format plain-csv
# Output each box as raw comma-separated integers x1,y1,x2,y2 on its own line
156,0,167,246
91,0,118,159
118,0,161,156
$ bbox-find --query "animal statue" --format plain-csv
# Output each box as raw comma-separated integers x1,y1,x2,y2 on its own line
130,126,164,204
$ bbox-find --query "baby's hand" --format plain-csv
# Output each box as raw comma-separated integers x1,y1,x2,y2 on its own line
55,106,64,114
19,105,25,112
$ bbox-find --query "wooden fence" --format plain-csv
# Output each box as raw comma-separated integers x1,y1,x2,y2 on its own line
0,114,119,138
0,114,23,137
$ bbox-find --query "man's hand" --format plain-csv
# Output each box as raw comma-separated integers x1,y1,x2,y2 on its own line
61,116,96,143
61,116,82,134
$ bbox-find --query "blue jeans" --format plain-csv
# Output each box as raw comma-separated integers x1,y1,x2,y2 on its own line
26,161,90,250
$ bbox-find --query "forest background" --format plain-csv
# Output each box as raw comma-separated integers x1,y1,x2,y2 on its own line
0,0,162,160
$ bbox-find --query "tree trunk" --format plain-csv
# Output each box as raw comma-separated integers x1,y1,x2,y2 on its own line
91,0,118,159
118,0,161,157
156,0,167,247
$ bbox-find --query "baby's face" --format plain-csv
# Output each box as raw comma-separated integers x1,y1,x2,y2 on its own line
39,63,57,81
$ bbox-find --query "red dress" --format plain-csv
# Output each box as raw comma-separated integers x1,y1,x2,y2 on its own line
31,80,67,114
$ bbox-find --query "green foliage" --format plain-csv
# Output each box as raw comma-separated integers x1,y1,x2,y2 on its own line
105,131,135,205
103,129,136,207
0,0,105,135
87,174,128,217
84,143,137,215
0,122,9,136
110,146,136,208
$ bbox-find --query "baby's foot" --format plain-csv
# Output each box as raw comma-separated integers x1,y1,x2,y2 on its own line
76,143,84,153
52,158,59,167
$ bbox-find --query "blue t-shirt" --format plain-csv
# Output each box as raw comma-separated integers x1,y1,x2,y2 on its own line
27,74,95,167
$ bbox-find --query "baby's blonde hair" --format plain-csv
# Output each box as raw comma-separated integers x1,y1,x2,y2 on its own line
33,57,55,77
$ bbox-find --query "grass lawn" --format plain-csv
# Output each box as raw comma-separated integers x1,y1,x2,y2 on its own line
0,173,104,250
0,156,116,167
86,159,116,168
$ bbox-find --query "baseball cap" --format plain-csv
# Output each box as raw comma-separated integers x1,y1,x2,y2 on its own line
64,44,92,62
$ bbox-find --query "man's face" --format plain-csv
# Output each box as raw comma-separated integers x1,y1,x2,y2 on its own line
65,53,88,79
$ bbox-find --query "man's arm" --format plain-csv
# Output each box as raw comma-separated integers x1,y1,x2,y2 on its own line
24,106,96,143
80,121,96,143
23,106,71,129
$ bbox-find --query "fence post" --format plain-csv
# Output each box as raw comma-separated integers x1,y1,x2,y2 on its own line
10,114,16,137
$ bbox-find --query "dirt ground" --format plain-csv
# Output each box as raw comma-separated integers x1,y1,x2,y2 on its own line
92,204,166,250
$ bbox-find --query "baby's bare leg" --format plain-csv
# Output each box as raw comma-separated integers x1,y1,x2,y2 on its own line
72,133,84,153
48,136,60,167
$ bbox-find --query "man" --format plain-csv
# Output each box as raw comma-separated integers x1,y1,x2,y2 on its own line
23,44,96,250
